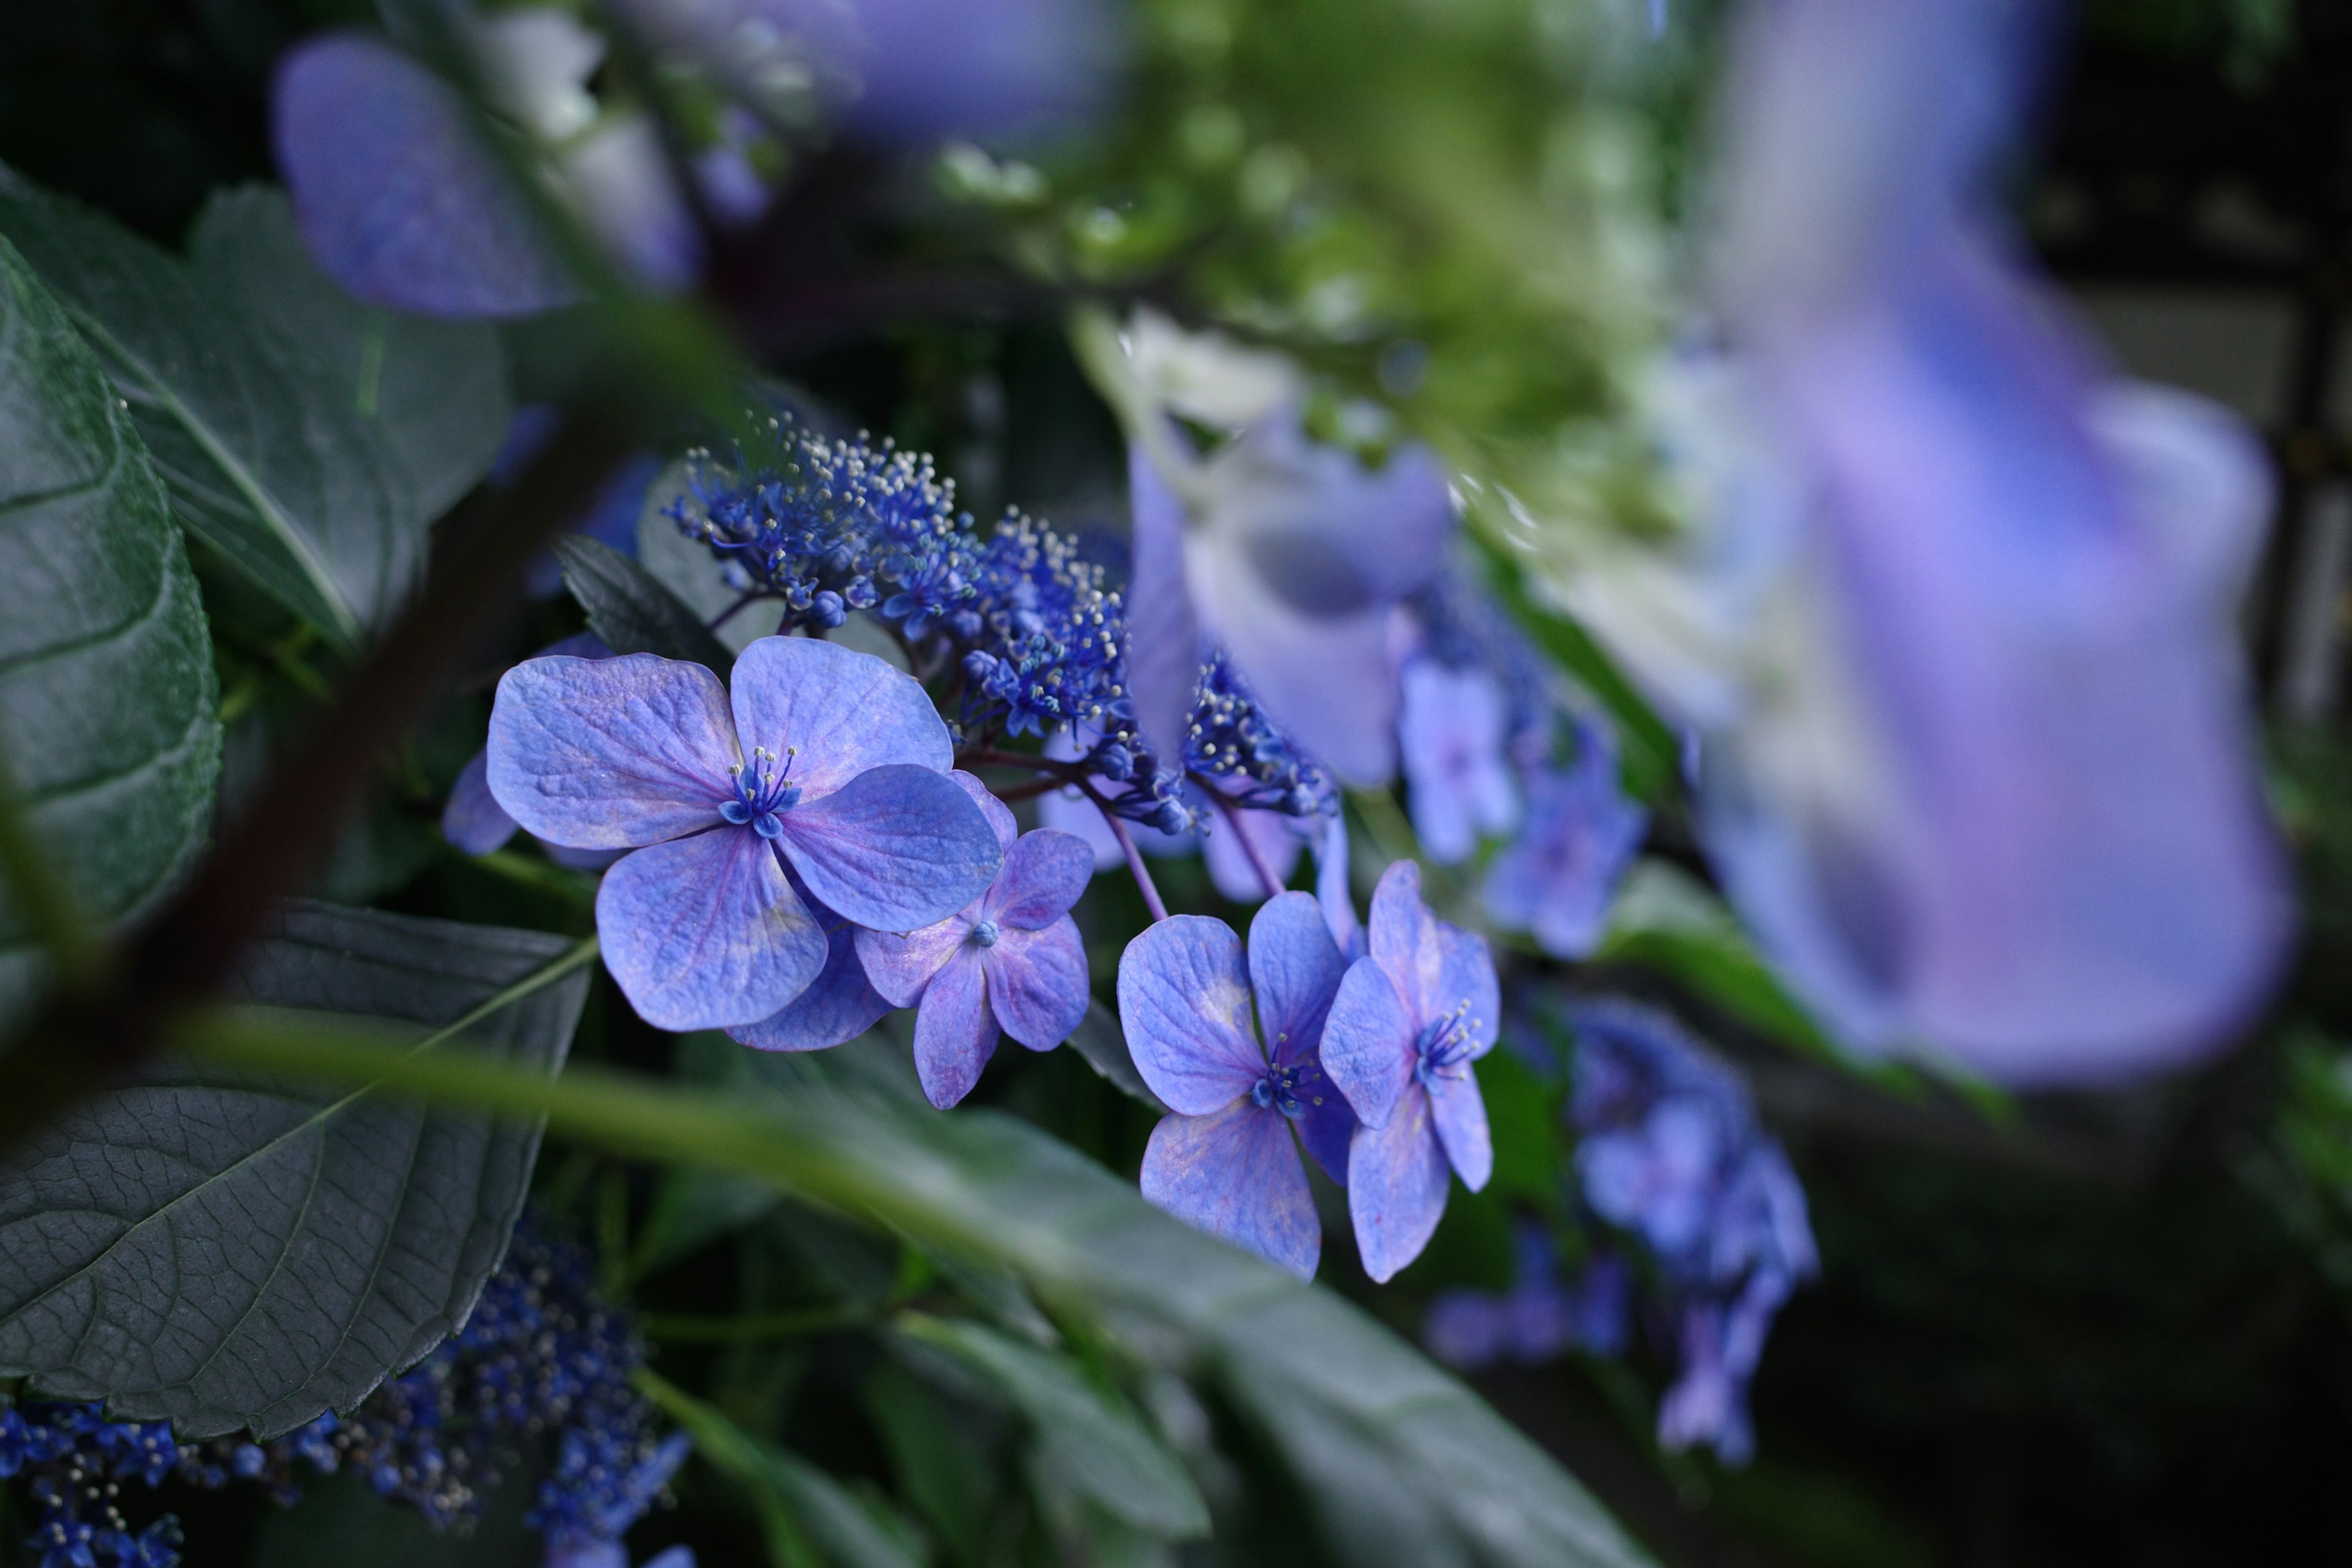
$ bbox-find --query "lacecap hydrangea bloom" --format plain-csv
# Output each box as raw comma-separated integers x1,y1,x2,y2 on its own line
1321,861,1502,1281
857,773,1095,1107
1118,894,1355,1279
488,635,1000,1030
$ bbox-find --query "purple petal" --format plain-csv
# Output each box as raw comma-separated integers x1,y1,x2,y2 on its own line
1400,659,1519,864
1140,1099,1319,1280
913,949,998,1108
985,918,1091,1050
1318,958,1415,1131
1347,1086,1452,1284
597,831,826,1030
1428,1069,1493,1191
1193,546,1401,788
854,915,971,1009
986,829,1095,929
442,750,518,855
1287,1060,1357,1187
837,0,1119,143
1438,924,1501,1063
1204,804,1306,903
774,764,1003,932
1482,739,1649,960
1115,915,1266,1115
1126,438,1203,772
729,903,892,1053
1365,859,1441,1030
729,636,954,798
272,36,575,318
1316,813,1364,962
950,769,1019,850
1246,891,1344,1068
487,653,736,849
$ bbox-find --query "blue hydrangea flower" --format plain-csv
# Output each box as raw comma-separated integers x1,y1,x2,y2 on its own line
855,773,1095,1107
445,633,619,867
0,1404,181,1568
1118,894,1354,1279
1424,1229,1630,1369
1481,717,1648,959
488,636,1001,1030
1398,656,1519,864
726,863,893,1055
1319,861,1500,1282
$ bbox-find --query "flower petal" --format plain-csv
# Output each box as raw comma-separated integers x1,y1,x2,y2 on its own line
1248,891,1344,1069
985,918,1091,1050
1316,813,1364,962
273,36,576,318
1115,915,1266,1115
728,636,952,799
949,769,1019,850
774,764,1003,932
1428,1068,1493,1191
986,829,1096,929
1140,1099,1319,1280
1439,924,1501,1064
1204,804,1306,903
1347,1087,1452,1284
488,653,737,849
1125,436,1205,771
913,949,998,1108
1365,858,1441,1027
854,915,971,1009
1400,658,1516,864
730,904,891,1053
1286,1058,1357,1187
1319,957,1416,1131
597,831,824,1030
442,750,518,855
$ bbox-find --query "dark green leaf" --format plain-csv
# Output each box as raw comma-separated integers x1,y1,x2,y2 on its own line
557,534,733,673
1064,1000,1169,1113
0,164,422,647
0,233,220,1025
0,902,587,1436
187,185,511,524
865,1358,1002,1568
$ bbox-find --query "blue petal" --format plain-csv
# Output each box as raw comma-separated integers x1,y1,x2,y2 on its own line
1400,658,1518,864
729,895,891,1052
729,636,952,799
854,914,970,1008
1246,892,1344,1069
950,769,1019,850
1124,437,1203,772
597,830,826,1030
1439,924,1501,1064
1115,915,1265,1115
1140,1099,1319,1280
1428,1068,1493,1191
839,0,1120,143
986,829,1095,929
1482,736,1648,959
775,763,1003,932
272,36,575,318
441,750,518,855
913,949,997,1107
488,654,737,849
1364,859,1442,1028
1315,813,1364,962
1346,1085,1452,1284
985,918,1090,1050
1287,1059,1357,1187
1203,803,1306,903
1319,957,1415,1131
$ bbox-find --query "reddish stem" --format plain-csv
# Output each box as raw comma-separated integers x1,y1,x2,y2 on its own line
1206,787,1287,903
1074,777,1170,922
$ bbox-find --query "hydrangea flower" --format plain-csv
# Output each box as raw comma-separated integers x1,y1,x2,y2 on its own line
488,636,1001,1030
856,774,1095,1107
1118,894,1354,1279
1482,718,1649,960
1424,1227,1630,1368
726,864,893,1054
1398,656,1519,864
1320,861,1500,1282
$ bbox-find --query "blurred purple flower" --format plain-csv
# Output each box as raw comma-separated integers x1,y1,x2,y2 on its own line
1319,861,1499,1282
1202,796,1311,903
835,0,1120,142
1398,656,1519,864
1118,895,1354,1279
856,773,1094,1107
1482,716,1648,958
1662,0,2293,1083
487,636,1000,1030
1425,1228,1630,1370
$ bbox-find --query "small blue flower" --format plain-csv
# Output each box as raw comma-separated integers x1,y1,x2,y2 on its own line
1118,895,1355,1278
1482,718,1648,960
488,636,1003,1030
1320,861,1500,1282
1398,656,1519,864
857,774,1095,1107
443,632,616,861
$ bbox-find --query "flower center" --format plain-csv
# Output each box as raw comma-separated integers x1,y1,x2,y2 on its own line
971,919,1001,948
720,746,802,839
1415,1000,1479,1087
1248,1059,1329,1120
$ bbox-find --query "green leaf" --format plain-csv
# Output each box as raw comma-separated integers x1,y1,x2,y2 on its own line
178,1028,1655,1567
1596,861,1841,1061
1064,1000,1168,1113
895,1313,1210,1541
187,185,511,525
643,1367,928,1568
0,164,424,648
0,903,589,1436
0,233,220,1025
865,1358,1001,1568
557,533,734,673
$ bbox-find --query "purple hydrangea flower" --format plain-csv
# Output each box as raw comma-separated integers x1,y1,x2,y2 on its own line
1424,1229,1630,1369
488,636,1001,1030
1482,717,1648,959
1117,894,1355,1279
445,633,616,860
1319,861,1500,1282
1398,656,1520,864
856,772,1093,1106
726,862,893,1054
